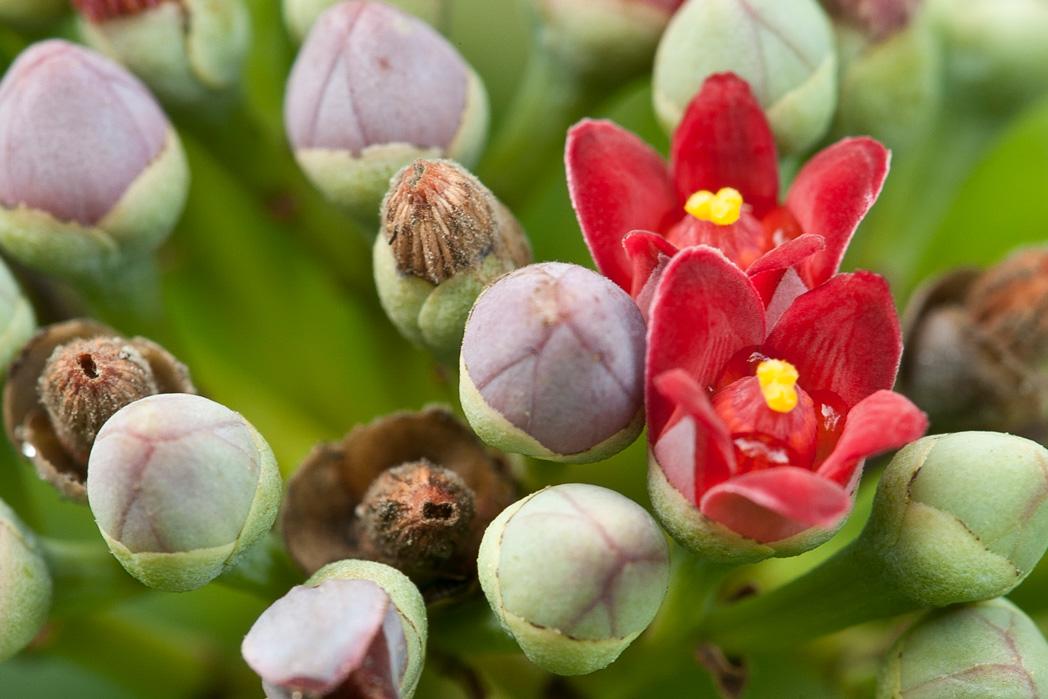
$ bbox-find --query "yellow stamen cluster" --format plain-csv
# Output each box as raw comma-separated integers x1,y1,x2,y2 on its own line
684,187,743,225
756,359,799,413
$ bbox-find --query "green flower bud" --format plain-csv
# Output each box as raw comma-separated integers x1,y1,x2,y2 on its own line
832,12,943,150
877,598,1048,698
0,0,66,25
87,393,282,592
701,432,1048,653
374,159,531,365
242,560,427,699
460,263,646,463
0,40,189,286
929,0,1048,113
0,256,35,375
869,432,1048,606
283,0,449,43
652,0,837,155
0,498,52,663
532,0,685,82
73,0,251,105
285,1,489,226
478,484,670,675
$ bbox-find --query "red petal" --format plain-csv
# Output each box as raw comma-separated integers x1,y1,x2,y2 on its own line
765,271,902,407
670,73,780,219
624,230,679,322
745,233,825,278
786,137,890,287
700,468,852,543
652,369,736,499
817,391,929,486
566,119,680,290
646,246,765,437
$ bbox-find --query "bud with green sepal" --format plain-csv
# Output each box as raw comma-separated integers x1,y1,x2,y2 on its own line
478,483,670,675
0,497,52,662
374,159,531,365
284,1,489,228
0,40,189,322
830,5,943,151
652,0,838,156
700,432,1048,653
0,256,35,376
283,0,449,43
877,598,1048,698
72,0,250,106
460,262,646,463
530,0,685,83
87,393,282,592
242,559,427,699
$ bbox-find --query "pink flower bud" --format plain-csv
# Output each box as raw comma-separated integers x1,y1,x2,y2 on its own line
285,1,489,223
460,262,646,463
0,40,188,281
0,40,168,226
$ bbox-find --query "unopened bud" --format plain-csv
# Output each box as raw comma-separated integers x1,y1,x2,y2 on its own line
281,407,515,601
374,159,531,364
823,0,924,41
0,40,188,283
460,262,646,463
653,0,837,155
0,257,35,376
284,2,489,225
533,0,686,82
283,0,449,42
877,598,1048,698
73,0,250,104
87,393,282,592
4,320,194,502
243,560,426,699
0,498,52,663
478,484,670,675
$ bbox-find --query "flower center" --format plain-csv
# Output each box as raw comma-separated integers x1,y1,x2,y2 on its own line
684,187,742,225
756,359,798,413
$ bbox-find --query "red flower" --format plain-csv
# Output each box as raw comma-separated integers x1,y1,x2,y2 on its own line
566,72,889,320
645,246,927,553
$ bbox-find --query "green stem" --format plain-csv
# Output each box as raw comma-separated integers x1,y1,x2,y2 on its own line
476,32,605,210
215,532,304,600
78,254,168,342
700,540,916,655
427,598,522,657
39,537,146,618
647,547,738,645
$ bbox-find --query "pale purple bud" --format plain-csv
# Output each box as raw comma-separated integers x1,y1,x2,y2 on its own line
87,393,282,592
243,579,407,699
284,1,489,222
824,0,923,40
0,40,168,226
460,262,645,463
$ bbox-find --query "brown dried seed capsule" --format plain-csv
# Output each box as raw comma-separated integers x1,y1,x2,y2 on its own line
965,248,1048,364
281,407,516,603
3,319,194,501
382,159,530,285
38,337,159,467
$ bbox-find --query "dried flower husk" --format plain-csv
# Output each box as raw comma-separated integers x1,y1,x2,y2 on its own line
281,406,516,603
3,318,194,501
899,249,1048,440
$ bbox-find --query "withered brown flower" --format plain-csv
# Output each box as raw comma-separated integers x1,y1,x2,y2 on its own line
3,319,194,501
281,407,516,603
899,248,1048,441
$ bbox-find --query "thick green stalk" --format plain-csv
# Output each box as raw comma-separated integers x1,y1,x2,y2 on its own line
700,539,916,655
216,533,303,600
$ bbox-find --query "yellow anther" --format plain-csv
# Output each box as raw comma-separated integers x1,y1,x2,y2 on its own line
684,187,743,225
756,359,799,413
